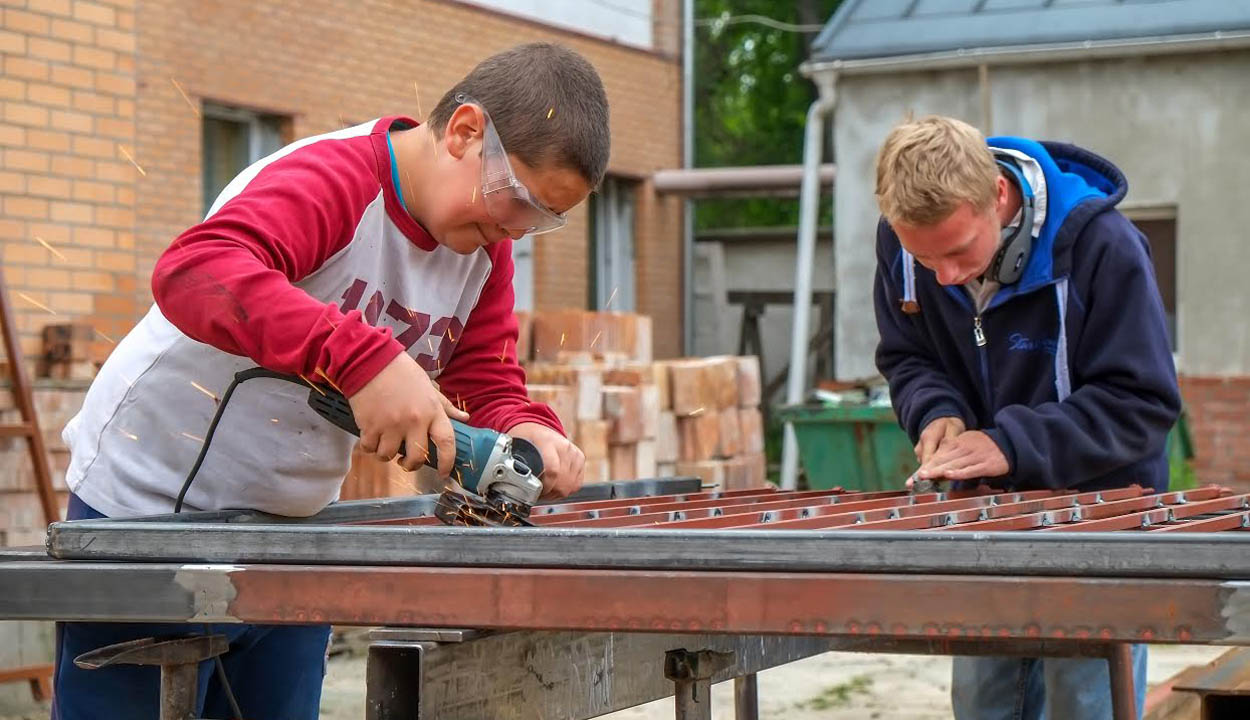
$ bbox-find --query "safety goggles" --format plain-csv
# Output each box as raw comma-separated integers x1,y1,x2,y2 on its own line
457,93,567,236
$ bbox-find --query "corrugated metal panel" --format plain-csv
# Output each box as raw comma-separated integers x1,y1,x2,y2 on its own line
810,0,1250,62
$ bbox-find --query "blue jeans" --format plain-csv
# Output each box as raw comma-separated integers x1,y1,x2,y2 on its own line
51,494,332,720
951,648,1148,720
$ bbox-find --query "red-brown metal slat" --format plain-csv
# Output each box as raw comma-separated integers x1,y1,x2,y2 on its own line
1041,494,1250,532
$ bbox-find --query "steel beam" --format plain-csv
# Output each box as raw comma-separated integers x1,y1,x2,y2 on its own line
365,630,833,719
44,521,1250,579
3,561,1249,644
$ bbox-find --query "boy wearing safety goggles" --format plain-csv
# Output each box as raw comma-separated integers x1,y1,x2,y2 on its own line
52,43,606,719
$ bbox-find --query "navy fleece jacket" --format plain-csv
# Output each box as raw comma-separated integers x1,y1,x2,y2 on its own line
873,137,1180,491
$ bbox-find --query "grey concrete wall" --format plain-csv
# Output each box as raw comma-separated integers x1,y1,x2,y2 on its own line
832,50,1250,380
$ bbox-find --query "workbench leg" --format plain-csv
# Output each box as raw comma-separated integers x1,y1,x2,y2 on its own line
1107,643,1138,720
366,644,424,720
733,673,759,720
160,663,199,720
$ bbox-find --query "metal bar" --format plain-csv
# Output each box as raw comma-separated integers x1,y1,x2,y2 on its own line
3,561,1248,643
1107,643,1139,720
370,630,832,719
1150,512,1250,533
43,521,1250,578
1042,495,1249,533
734,674,759,720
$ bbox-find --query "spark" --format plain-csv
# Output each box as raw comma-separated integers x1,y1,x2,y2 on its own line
16,293,55,314
590,331,602,348
445,326,456,342
338,113,347,128
33,236,66,262
560,332,566,348
299,373,327,396
93,328,115,344
321,315,339,331
470,186,477,204
500,339,508,362
427,336,435,352
605,286,619,309
314,368,344,394
546,107,554,119
169,77,200,117
413,81,423,119
179,431,204,443
117,144,146,176
690,407,706,417
119,429,139,441
189,381,217,402
270,418,280,423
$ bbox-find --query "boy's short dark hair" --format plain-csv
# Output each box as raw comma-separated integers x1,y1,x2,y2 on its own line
429,42,610,188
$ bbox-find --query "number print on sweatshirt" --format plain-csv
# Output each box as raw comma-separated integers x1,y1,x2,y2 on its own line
340,278,463,372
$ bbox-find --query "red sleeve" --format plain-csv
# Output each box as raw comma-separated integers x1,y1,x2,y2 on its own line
151,136,403,396
434,240,565,436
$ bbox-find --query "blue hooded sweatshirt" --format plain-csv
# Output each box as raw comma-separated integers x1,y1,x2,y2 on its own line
873,138,1180,492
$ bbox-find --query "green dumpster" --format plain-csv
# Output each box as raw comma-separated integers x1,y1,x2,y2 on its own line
775,404,916,492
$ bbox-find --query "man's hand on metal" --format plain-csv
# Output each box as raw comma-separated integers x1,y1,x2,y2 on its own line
915,430,1009,482
914,416,966,464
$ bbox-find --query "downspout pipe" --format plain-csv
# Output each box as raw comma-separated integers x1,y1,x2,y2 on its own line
780,71,838,491
681,0,695,354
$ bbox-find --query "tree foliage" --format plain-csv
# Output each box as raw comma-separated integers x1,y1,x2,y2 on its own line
693,0,842,230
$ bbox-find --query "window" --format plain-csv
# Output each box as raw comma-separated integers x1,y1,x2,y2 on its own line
202,104,287,214
1125,208,1178,352
512,235,534,311
588,176,637,311
452,0,653,49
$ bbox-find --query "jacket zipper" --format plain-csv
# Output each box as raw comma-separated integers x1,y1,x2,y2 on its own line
973,315,987,347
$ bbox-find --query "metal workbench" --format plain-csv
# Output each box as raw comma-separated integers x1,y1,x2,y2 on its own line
4,480,1250,719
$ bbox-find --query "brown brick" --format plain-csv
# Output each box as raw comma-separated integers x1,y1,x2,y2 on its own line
0,170,23,193
4,242,49,265
0,29,25,53
49,291,93,313
94,71,133,97
28,36,72,62
0,123,24,146
71,89,113,113
0,77,24,101
26,129,71,152
4,196,49,220
93,115,131,138
4,8,51,35
94,26,132,51
3,101,48,127
94,205,131,228
95,293,133,315
41,0,73,16
50,201,92,224
49,64,93,89
94,247,131,270
114,97,131,117
4,56,48,82
51,152,93,176
114,7,130,29
5,148,50,172
27,267,71,289
71,44,114,70
72,0,114,26
71,270,113,291
27,222,71,244
26,175,71,198
95,248,132,271
71,179,113,203
27,82,72,107
93,159,127,182
71,134,113,158
50,18,93,43
49,108,92,132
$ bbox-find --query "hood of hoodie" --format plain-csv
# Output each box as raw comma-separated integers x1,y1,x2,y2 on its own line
986,136,1129,295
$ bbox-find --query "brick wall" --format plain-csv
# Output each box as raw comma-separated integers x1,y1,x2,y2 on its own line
0,383,78,546
0,0,139,366
1180,376,1250,492
135,0,685,358
0,0,683,374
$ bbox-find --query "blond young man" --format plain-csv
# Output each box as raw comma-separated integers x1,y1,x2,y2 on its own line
872,116,1179,719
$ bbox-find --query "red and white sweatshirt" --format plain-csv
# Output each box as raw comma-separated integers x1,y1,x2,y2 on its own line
63,117,561,518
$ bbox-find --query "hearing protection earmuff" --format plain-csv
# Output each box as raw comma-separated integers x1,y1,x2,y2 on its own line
986,156,1036,285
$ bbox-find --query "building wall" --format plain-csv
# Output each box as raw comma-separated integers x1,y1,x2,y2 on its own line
830,50,1250,488
0,0,684,373
0,0,139,364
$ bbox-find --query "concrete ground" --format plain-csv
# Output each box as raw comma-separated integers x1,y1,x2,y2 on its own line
1,644,1226,719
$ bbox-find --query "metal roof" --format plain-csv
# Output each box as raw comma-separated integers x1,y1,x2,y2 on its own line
810,0,1250,63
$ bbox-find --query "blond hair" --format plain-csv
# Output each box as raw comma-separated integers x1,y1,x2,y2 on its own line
875,115,998,226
